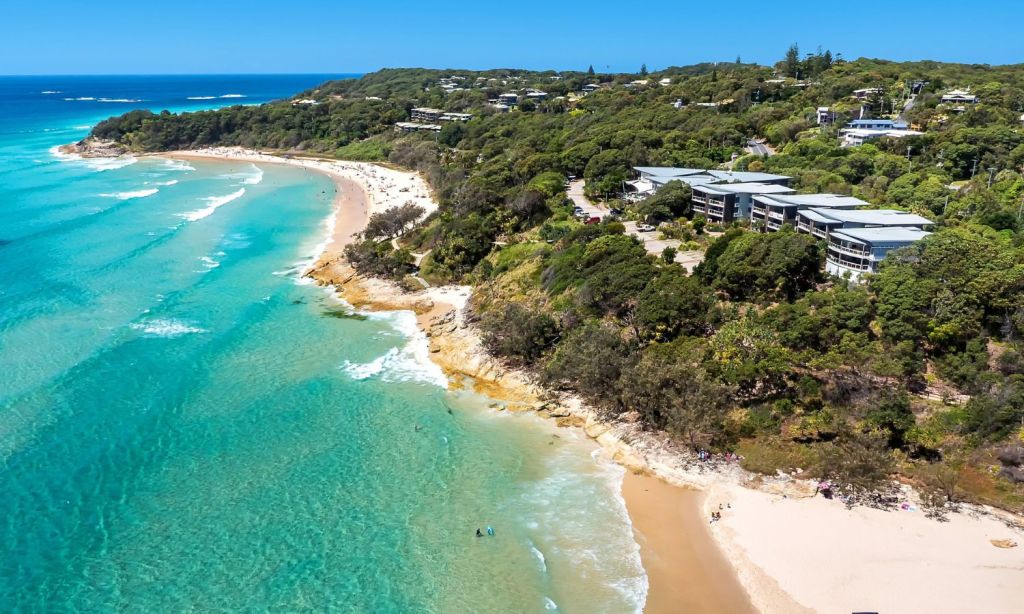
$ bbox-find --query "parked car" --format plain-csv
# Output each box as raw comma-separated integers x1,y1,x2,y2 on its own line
584,216,602,225
636,223,656,232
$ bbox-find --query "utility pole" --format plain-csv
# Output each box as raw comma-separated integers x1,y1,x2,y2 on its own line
971,158,979,178
987,167,997,188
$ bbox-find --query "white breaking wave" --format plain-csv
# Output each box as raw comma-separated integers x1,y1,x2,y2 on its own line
148,179,179,187
197,255,221,272
219,94,246,98
130,319,207,338
220,163,263,186
340,311,449,388
97,98,143,103
186,96,217,100
529,541,548,573
41,90,61,94
73,124,92,130
543,597,559,611
99,188,159,200
179,188,245,222
50,145,137,172
63,97,95,101
161,159,196,172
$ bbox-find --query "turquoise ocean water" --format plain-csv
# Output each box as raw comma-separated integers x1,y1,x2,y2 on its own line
0,76,646,612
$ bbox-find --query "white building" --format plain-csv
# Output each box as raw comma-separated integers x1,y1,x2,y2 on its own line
940,89,979,105
825,227,931,280
410,107,444,122
498,93,520,106
816,106,834,124
853,87,884,100
395,122,441,133
840,119,921,147
439,112,473,122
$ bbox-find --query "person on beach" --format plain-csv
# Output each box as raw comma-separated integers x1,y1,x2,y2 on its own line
476,529,483,538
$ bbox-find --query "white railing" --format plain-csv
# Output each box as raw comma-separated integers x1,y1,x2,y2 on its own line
826,255,870,271
828,242,871,259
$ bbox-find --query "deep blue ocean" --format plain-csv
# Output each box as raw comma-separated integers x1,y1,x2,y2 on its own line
0,75,646,612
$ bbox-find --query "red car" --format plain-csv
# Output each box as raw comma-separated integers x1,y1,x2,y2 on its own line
584,216,602,225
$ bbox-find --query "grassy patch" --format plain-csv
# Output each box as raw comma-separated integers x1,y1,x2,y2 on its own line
736,437,822,476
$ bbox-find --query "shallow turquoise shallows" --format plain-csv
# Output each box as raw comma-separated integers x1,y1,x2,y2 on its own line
0,76,646,612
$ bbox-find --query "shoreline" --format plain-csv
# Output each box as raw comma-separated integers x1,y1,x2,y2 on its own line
149,147,1024,614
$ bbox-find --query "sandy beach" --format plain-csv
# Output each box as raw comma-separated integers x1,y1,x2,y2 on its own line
159,147,1024,614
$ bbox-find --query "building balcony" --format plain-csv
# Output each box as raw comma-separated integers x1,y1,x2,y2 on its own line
828,243,871,259
826,254,871,271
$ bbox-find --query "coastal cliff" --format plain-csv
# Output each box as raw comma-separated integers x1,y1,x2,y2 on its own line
306,254,1024,614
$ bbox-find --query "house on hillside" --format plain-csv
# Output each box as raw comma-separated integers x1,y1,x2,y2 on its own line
629,167,791,197
840,119,921,147
395,122,442,133
440,112,473,122
825,227,931,280
816,106,834,124
498,93,520,106
794,208,934,239
582,83,603,94
853,87,884,100
691,182,795,224
941,89,979,105
411,107,444,122
751,194,868,232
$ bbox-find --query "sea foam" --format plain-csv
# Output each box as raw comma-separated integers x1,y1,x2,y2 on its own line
162,159,196,172
187,96,217,100
100,188,159,200
219,94,246,98
221,163,263,186
341,311,449,388
179,189,246,222
130,319,207,338
50,145,137,172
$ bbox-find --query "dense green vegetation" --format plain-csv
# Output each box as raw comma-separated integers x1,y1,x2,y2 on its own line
91,54,1024,511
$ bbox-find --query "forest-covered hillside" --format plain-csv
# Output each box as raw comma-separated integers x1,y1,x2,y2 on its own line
89,52,1024,511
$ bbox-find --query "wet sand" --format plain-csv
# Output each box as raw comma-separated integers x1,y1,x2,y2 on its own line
623,473,755,613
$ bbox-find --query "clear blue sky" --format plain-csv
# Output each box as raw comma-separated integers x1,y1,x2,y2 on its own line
4,0,1023,74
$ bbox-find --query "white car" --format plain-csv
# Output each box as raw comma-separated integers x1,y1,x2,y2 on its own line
636,223,656,232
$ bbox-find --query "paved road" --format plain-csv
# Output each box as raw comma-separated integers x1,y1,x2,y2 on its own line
567,179,608,219
745,138,775,157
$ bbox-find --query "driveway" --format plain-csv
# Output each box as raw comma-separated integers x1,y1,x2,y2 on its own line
567,179,608,219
